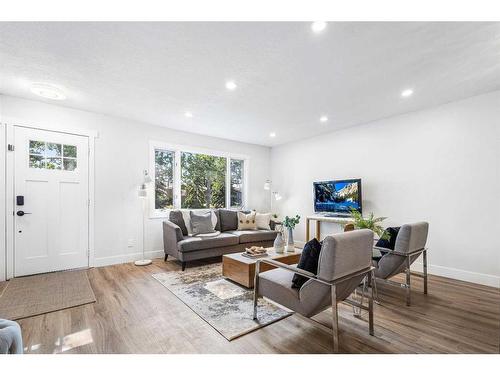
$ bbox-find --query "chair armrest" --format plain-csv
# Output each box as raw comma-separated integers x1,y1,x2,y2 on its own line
373,246,427,257
257,258,316,279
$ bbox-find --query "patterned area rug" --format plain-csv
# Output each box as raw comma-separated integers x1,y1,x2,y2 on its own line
152,264,292,340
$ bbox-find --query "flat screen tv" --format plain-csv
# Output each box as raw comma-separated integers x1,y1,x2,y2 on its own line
313,179,362,216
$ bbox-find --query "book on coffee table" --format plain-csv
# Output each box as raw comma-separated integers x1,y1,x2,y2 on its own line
241,252,269,259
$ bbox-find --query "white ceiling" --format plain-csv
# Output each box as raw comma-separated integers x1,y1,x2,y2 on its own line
1,22,500,146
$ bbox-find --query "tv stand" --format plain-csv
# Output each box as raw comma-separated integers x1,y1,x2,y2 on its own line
305,214,355,241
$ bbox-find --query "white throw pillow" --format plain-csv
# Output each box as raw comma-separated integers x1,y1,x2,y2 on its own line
237,211,257,230
255,212,272,230
181,209,218,235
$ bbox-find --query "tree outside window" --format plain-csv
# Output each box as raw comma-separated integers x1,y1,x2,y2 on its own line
180,152,227,209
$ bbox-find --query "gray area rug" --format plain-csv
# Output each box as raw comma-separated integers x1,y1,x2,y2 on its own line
152,264,292,340
0,270,96,320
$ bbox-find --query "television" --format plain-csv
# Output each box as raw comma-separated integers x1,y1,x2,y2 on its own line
313,179,362,216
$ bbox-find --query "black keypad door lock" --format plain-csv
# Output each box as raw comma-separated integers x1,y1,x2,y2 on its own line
16,210,32,216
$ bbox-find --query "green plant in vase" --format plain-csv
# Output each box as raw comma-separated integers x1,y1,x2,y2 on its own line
283,214,300,252
349,209,389,240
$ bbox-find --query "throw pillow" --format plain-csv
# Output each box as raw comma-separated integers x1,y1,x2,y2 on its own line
255,212,272,230
169,210,188,236
219,209,239,231
292,238,322,289
375,226,401,250
190,211,216,235
237,211,257,230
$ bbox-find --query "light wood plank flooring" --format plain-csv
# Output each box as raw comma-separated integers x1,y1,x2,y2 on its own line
1,258,498,354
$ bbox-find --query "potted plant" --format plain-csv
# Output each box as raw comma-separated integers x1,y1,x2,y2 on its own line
349,208,389,239
283,214,300,252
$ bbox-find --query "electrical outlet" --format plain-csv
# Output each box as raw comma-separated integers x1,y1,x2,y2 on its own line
127,239,135,248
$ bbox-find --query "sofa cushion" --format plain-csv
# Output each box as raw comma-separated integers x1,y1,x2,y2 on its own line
219,209,238,231
258,268,300,310
227,229,277,244
177,232,239,252
237,211,257,230
190,211,216,235
292,238,322,289
255,212,271,230
169,210,188,236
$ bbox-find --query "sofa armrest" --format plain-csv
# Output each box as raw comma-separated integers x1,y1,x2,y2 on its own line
163,221,184,254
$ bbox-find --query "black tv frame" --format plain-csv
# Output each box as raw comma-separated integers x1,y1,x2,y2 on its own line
313,178,362,216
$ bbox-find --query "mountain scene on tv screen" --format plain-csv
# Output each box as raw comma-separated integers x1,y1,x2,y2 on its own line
315,181,360,212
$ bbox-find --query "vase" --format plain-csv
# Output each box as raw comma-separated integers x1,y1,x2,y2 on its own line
286,227,295,252
274,231,285,253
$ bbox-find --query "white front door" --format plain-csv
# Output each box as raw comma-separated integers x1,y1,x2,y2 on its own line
14,126,89,276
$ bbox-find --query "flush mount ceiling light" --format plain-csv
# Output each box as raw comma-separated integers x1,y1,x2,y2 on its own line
225,81,237,91
184,111,193,118
311,21,327,33
320,115,328,123
401,89,414,98
269,132,276,138
30,83,66,100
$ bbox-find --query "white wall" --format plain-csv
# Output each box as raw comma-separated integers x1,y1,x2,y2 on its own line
0,117,6,282
272,90,500,287
0,95,271,273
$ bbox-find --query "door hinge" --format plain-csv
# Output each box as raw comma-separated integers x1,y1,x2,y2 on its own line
7,144,15,151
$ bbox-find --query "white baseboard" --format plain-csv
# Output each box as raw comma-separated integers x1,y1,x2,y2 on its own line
93,249,164,268
411,261,499,288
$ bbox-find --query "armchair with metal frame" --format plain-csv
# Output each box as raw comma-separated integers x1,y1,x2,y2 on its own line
252,229,376,352
372,222,429,306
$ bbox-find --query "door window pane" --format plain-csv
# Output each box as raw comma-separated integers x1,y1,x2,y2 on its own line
155,150,175,209
230,159,244,208
181,152,226,209
29,140,45,155
63,145,77,158
46,143,61,157
29,155,44,168
46,157,62,170
63,158,77,171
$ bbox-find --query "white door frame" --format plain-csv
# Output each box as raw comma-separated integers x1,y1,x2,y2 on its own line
3,120,97,280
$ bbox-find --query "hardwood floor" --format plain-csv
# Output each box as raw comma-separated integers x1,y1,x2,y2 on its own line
1,258,498,354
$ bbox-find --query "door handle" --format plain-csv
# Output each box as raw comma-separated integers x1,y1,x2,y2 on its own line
16,210,32,216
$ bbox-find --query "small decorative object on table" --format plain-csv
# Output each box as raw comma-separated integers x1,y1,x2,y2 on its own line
283,214,300,252
273,225,285,254
242,246,268,259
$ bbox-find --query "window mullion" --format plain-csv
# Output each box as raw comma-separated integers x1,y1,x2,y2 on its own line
226,157,231,209
174,150,181,209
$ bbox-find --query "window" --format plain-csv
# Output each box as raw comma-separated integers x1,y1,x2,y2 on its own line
151,142,247,213
181,152,227,209
29,140,77,171
155,150,175,209
230,159,244,208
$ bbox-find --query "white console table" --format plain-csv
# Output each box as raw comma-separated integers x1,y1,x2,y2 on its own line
305,215,354,241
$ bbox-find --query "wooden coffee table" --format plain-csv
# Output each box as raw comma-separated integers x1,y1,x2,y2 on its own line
222,247,302,288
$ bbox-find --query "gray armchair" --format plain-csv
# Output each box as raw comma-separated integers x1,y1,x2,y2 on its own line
0,319,23,354
373,221,429,306
253,229,375,352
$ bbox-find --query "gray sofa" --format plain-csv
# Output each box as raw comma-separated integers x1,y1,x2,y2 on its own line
162,209,278,270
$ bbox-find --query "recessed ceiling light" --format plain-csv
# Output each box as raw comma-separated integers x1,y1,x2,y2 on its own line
185,111,193,118
269,132,276,138
30,83,66,100
401,89,414,98
320,116,328,123
225,81,237,91
311,21,327,33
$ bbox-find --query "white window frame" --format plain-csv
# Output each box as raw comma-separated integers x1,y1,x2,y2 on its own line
149,141,249,218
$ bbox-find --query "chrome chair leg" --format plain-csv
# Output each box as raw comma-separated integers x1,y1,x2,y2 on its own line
253,261,260,320
368,271,374,336
405,257,411,306
372,275,380,304
331,285,339,353
423,250,428,295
